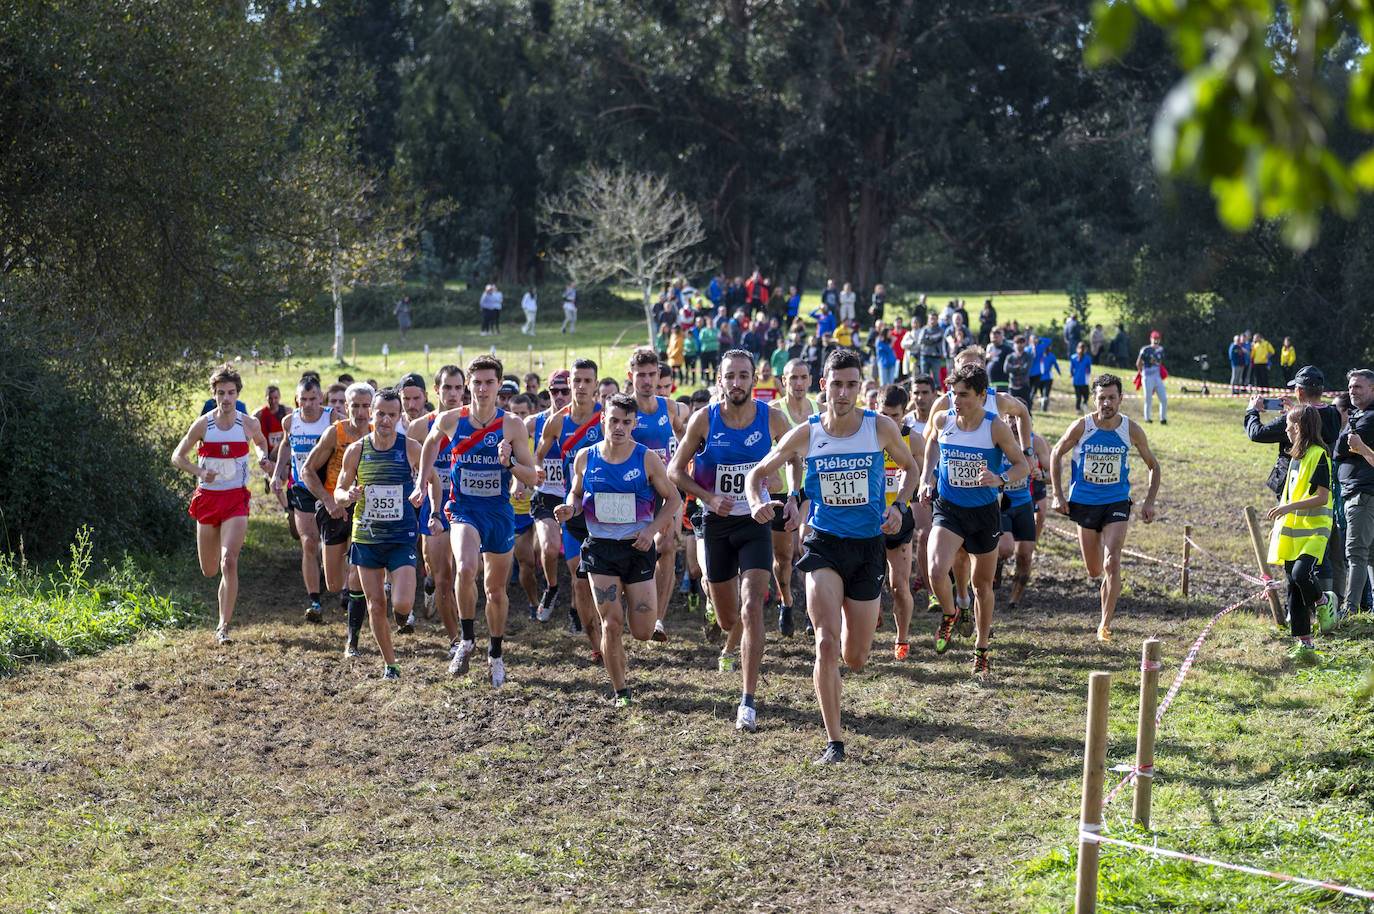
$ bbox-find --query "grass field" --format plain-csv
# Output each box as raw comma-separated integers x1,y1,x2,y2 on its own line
4,313,1373,912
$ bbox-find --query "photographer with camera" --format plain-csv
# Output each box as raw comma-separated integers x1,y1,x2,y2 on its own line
1245,365,1343,595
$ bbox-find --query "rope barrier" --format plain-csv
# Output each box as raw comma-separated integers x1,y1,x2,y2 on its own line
1043,522,1187,570
1079,830,1374,901
1183,535,1269,588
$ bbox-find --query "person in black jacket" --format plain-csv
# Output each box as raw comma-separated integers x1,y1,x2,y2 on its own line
1335,368,1374,618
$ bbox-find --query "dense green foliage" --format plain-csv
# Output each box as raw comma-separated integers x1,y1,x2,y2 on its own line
0,530,194,674
333,283,631,332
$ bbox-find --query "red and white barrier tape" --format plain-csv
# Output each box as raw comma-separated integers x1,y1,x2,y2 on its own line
1184,536,1272,588
1043,522,1187,571
1154,590,1263,725
1078,829,1374,900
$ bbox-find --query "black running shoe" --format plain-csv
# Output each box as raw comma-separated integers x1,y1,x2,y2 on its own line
569,608,584,635
383,663,400,680
812,743,846,765
778,604,795,638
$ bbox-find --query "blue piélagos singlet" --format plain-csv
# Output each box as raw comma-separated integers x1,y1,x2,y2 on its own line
582,442,656,540
691,400,773,517
287,406,332,487
803,409,885,538
935,410,1005,509
444,409,512,513
351,433,417,545
555,406,603,489
631,396,675,465
1070,414,1132,505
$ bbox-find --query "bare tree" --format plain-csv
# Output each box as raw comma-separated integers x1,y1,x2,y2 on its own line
539,167,707,342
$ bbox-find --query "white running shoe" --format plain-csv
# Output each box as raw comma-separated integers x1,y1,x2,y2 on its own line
449,639,476,676
735,704,757,733
489,656,506,689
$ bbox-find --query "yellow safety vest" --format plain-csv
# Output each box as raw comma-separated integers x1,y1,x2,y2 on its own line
1267,445,1333,563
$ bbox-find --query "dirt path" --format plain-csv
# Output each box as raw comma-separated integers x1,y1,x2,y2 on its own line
0,507,1272,912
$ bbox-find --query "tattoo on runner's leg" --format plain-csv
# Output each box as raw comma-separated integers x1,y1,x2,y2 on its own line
594,583,617,605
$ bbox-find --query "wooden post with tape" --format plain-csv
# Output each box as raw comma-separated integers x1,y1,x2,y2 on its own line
1132,639,1161,828
1075,671,1112,914
1181,524,1191,597
1244,505,1284,625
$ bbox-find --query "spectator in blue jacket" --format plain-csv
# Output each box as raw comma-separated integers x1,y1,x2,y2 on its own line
811,303,837,340
1228,334,1247,393
1033,342,1061,413
1069,341,1093,412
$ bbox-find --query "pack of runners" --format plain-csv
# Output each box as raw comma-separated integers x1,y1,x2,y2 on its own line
175,345,1164,765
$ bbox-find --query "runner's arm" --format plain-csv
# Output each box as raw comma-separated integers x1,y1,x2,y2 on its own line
416,409,460,480
505,414,537,487
553,449,588,522
271,414,294,490
744,422,809,514
666,409,716,505
768,407,806,504
997,393,1034,453
171,416,209,480
990,420,1029,487
301,426,338,507
1049,418,1086,508
1129,421,1162,522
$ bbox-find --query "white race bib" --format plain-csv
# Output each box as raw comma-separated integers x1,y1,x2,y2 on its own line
596,491,636,524
363,484,404,522
948,457,986,488
460,469,503,497
884,467,901,492
542,457,566,487
715,462,752,499
819,469,868,506
1083,452,1123,485
200,457,240,482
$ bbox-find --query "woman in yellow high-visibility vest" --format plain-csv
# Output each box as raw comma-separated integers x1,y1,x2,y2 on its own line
1267,404,1337,665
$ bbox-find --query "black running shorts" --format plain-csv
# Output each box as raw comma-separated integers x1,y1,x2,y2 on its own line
795,530,886,601
884,502,916,550
931,496,1002,556
1000,499,1037,542
287,484,319,515
579,537,658,584
1068,499,1132,533
703,513,774,583
314,503,352,547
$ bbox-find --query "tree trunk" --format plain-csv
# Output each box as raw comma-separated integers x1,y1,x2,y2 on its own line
500,211,522,284
332,260,345,365
643,282,656,345
821,177,853,287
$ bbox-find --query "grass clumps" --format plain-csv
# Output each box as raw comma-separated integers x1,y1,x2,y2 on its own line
0,528,195,674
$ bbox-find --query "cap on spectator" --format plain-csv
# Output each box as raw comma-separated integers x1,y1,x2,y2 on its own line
549,369,571,389
1150,330,1162,339
499,380,519,395
1288,365,1324,389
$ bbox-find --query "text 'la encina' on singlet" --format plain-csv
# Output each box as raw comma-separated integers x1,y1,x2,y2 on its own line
445,409,512,509
936,410,1005,509
1070,414,1132,505
582,442,656,540
198,412,250,492
803,409,885,538
691,400,773,516
288,407,333,486
351,433,417,545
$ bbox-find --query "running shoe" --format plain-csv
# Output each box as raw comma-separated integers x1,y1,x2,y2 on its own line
447,639,461,659
423,591,436,620
703,600,717,629
215,625,233,645
1316,591,1338,634
1288,641,1320,667
652,620,668,643
687,592,700,614
569,609,584,635
536,588,556,623
1007,601,1019,612
993,560,1004,590
396,614,415,635
449,639,476,676
957,607,974,638
894,641,910,660
1097,625,1112,642
935,610,958,654
679,575,691,594
718,651,737,673
735,704,757,733
489,656,506,689
927,593,942,613
591,649,603,665
778,604,795,638
812,743,846,765
343,640,360,659
804,615,815,635
973,649,990,677
527,603,537,620
305,602,323,624
614,693,632,708
383,663,400,680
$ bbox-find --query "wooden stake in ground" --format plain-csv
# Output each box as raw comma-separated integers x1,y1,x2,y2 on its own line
1181,524,1191,597
425,344,430,376
1075,670,1111,914
1133,639,1161,828
1244,506,1285,625
351,337,356,364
